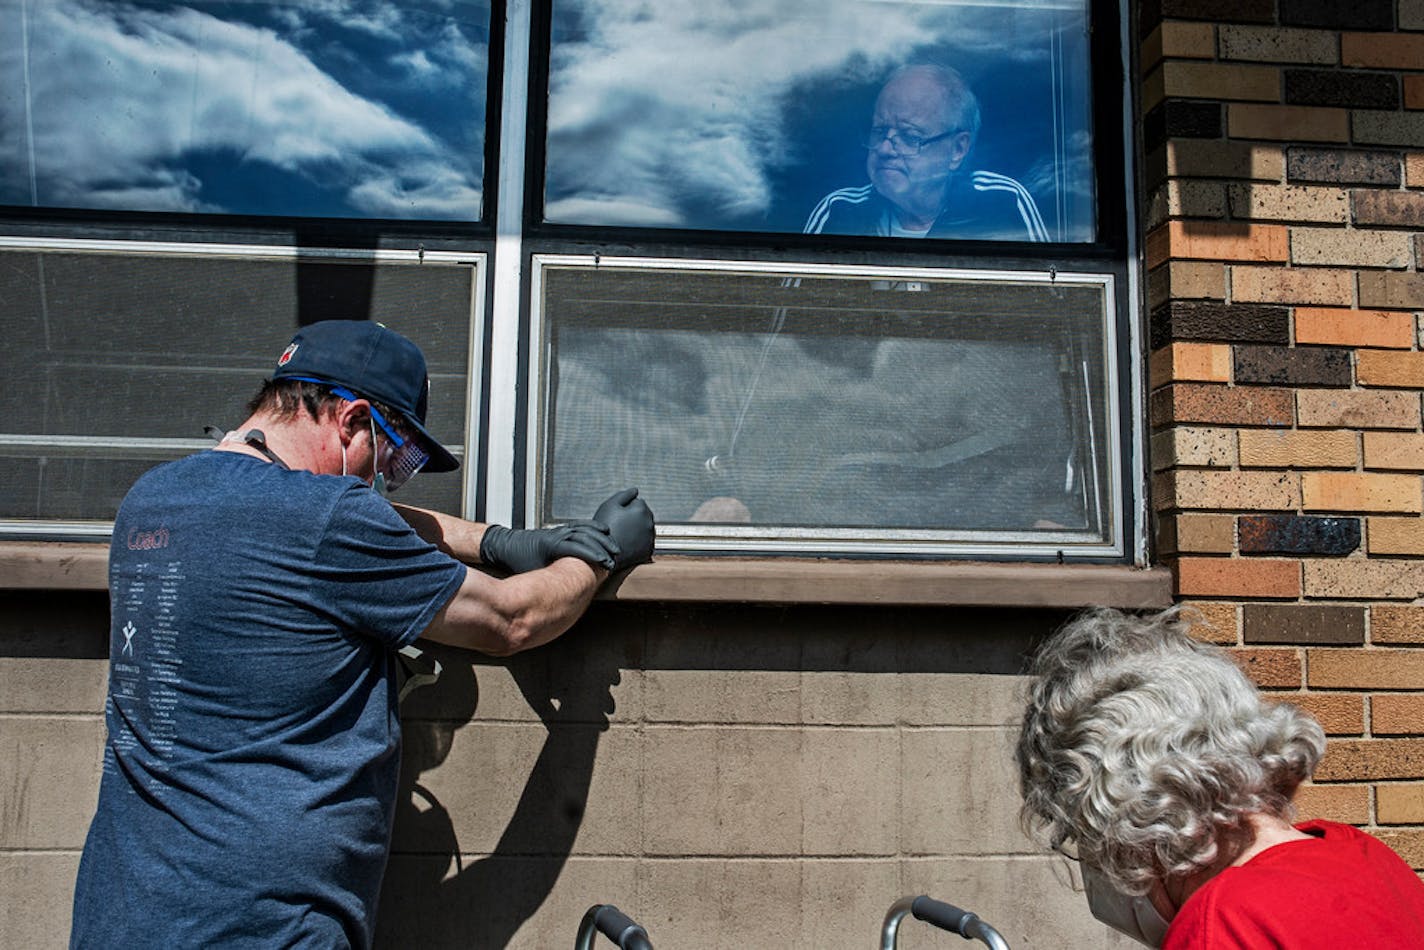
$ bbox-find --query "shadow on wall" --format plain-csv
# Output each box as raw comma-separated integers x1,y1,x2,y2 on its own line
376,619,628,949
371,601,1072,948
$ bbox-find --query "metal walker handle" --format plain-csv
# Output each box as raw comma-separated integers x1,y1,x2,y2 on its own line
881,895,1011,950
575,903,654,950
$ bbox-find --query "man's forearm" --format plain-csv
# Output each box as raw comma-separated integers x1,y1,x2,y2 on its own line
391,502,488,564
419,556,608,657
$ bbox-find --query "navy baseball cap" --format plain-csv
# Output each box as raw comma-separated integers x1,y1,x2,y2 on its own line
270,320,459,473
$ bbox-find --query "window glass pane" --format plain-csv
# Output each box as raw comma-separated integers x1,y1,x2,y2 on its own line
544,0,1095,242
0,247,475,524
1,0,490,220
536,261,1116,552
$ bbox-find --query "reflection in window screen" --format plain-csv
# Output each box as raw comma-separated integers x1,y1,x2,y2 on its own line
545,0,1095,241
539,266,1113,540
1,0,489,220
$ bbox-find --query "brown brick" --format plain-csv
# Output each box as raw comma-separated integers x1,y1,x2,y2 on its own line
1359,271,1424,310
1228,104,1350,143
1373,694,1424,735
1291,228,1413,269
1148,261,1227,308
1354,111,1424,149
1272,692,1366,734
1240,429,1358,469
1315,739,1424,781
1152,383,1295,428
1293,783,1371,823
1172,514,1237,553
1229,647,1304,687
1303,472,1423,514
1181,601,1240,643
1150,342,1233,385
1378,783,1424,824
1157,470,1300,511
1151,427,1238,470
1406,76,1424,112
1296,390,1421,430
1161,62,1281,104
1409,154,1424,189
1176,558,1300,599
1163,140,1285,182
1142,23,1218,68
1231,266,1354,306
1148,221,1289,269
1355,191,1424,230
1366,434,1424,472
1358,351,1424,388
1152,302,1290,348
1373,606,1424,645
1375,830,1424,870
1342,33,1424,69
1218,25,1337,64
1305,560,1424,600
1310,649,1424,690
1229,183,1349,223
1288,148,1401,186
1234,345,1351,387
1295,308,1415,349
1245,604,1366,645
1368,517,1424,556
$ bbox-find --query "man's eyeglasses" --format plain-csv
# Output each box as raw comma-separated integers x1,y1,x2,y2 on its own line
328,385,429,492
862,125,963,156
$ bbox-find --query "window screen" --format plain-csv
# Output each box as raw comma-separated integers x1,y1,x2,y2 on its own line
0,245,477,527
532,258,1118,555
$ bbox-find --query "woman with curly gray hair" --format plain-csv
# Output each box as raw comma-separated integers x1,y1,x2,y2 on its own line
1016,608,1424,947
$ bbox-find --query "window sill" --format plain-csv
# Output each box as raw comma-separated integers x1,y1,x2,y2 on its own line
0,541,1171,609
601,556,1171,608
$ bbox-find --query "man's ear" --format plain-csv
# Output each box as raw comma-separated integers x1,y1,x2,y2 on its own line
333,398,371,447
945,131,973,170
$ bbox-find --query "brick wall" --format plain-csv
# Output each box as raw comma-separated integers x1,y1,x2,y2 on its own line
1144,0,1424,870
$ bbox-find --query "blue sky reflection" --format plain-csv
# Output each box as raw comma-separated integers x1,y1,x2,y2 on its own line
544,0,1096,241
1,0,489,219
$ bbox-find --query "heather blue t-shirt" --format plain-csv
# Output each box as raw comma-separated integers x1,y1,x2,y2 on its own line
71,451,466,949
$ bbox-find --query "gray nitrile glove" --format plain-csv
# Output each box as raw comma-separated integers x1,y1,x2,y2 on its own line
479,521,619,574
592,488,655,571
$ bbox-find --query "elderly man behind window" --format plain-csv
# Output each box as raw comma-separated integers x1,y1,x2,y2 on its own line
805,64,1047,242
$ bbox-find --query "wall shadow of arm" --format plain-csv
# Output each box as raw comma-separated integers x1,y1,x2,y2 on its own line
376,633,623,949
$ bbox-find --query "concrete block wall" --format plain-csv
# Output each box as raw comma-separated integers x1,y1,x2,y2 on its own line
1144,0,1424,873
6,594,1154,948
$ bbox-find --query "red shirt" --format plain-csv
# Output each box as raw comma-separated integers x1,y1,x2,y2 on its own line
1164,820,1424,948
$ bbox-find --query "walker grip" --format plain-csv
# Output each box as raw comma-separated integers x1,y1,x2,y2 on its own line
911,895,976,936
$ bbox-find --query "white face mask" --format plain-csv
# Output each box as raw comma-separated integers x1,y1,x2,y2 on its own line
369,417,390,497
1082,866,1172,947
339,419,390,495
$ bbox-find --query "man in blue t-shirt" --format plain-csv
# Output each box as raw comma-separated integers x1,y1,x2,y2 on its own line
70,320,654,949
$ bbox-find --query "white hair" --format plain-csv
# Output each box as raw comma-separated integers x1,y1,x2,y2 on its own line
1015,608,1325,895
885,64,982,143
